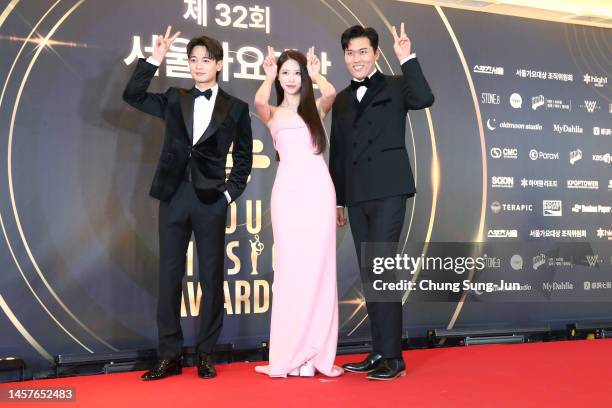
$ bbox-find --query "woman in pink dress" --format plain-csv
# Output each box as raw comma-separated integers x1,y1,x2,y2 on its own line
253,47,343,378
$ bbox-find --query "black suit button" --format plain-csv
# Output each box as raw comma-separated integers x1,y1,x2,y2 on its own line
353,142,357,147
367,156,372,162
368,121,372,126
353,161,357,165
368,139,372,144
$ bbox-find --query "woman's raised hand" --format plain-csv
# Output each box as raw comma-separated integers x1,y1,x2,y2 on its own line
306,46,321,80
263,46,278,80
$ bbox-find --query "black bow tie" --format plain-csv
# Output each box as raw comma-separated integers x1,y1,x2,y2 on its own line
350,76,371,91
192,88,213,100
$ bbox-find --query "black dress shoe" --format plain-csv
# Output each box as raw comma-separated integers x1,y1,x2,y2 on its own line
197,355,217,379
342,353,383,373
141,358,182,381
366,358,406,381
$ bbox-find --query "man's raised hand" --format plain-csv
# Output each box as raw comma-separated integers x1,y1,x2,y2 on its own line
391,22,412,62
152,25,181,62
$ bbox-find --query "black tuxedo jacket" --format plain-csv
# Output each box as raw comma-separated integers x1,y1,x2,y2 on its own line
330,58,434,206
123,58,253,203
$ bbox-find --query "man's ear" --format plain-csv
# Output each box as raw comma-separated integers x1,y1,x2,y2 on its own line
216,60,223,72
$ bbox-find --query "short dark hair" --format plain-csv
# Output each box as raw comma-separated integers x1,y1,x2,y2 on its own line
186,35,223,80
341,25,379,52
186,35,223,60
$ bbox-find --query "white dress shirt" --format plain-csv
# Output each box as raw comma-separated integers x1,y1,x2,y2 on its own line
192,84,218,145
146,57,232,203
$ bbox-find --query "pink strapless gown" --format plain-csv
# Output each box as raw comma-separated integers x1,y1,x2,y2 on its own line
256,115,342,378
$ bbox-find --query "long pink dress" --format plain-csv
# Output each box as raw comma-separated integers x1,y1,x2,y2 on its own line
257,115,342,378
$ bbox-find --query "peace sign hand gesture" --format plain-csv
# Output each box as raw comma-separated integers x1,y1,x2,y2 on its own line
391,22,412,61
152,25,181,62
263,46,277,80
306,46,321,81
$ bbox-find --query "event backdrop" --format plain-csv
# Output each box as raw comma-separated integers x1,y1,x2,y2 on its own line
0,0,610,376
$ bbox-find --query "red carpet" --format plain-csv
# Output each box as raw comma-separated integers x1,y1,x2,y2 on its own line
2,339,611,407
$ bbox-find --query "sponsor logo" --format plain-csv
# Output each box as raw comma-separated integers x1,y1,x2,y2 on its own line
580,100,600,113
490,201,501,214
490,147,518,159
596,228,612,240
481,92,500,104
532,95,544,110
532,95,571,111
608,180,612,191
499,121,542,131
482,254,501,269
529,149,559,160
486,118,497,130
491,176,514,188
584,281,612,290
543,200,562,216
593,127,612,136
585,255,603,267
490,202,533,213
487,229,518,238
553,124,583,134
474,65,504,75
516,69,573,82
533,254,573,270
567,180,599,190
569,149,582,165
583,74,608,88
592,153,611,164
542,282,574,291
482,254,502,269
521,179,558,188
572,204,612,214
510,254,523,270
510,93,522,109
529,229,586,238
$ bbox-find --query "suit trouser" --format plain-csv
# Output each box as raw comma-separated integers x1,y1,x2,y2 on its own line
348,195,407,359
156,181,227,359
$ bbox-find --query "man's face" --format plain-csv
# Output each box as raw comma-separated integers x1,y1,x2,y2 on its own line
188,45,223,85
343,36,379,80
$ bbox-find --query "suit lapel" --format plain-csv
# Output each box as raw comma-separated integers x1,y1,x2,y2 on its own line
195,88,232,146
179,89,194,143
355,72,386,121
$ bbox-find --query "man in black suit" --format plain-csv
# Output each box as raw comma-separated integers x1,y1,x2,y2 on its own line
330,24,434,380
122,27,253,380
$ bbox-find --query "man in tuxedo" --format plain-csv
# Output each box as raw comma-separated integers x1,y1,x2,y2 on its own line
330,24,434,380
122,27,253,380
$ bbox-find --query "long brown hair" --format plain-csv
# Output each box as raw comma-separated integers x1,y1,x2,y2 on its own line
275,50,326,154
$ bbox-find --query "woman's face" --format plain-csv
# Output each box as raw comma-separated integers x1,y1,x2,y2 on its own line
278,59,302,96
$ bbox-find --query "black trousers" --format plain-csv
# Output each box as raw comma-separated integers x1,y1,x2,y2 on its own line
347,195,408,359
156,181,227,359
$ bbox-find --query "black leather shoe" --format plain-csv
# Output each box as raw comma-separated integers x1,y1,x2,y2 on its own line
342,353,383,373
141,358,182,381
366,358,406,381
197,355,217,379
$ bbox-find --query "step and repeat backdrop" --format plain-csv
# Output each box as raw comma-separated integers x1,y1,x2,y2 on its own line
0,0,610,374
